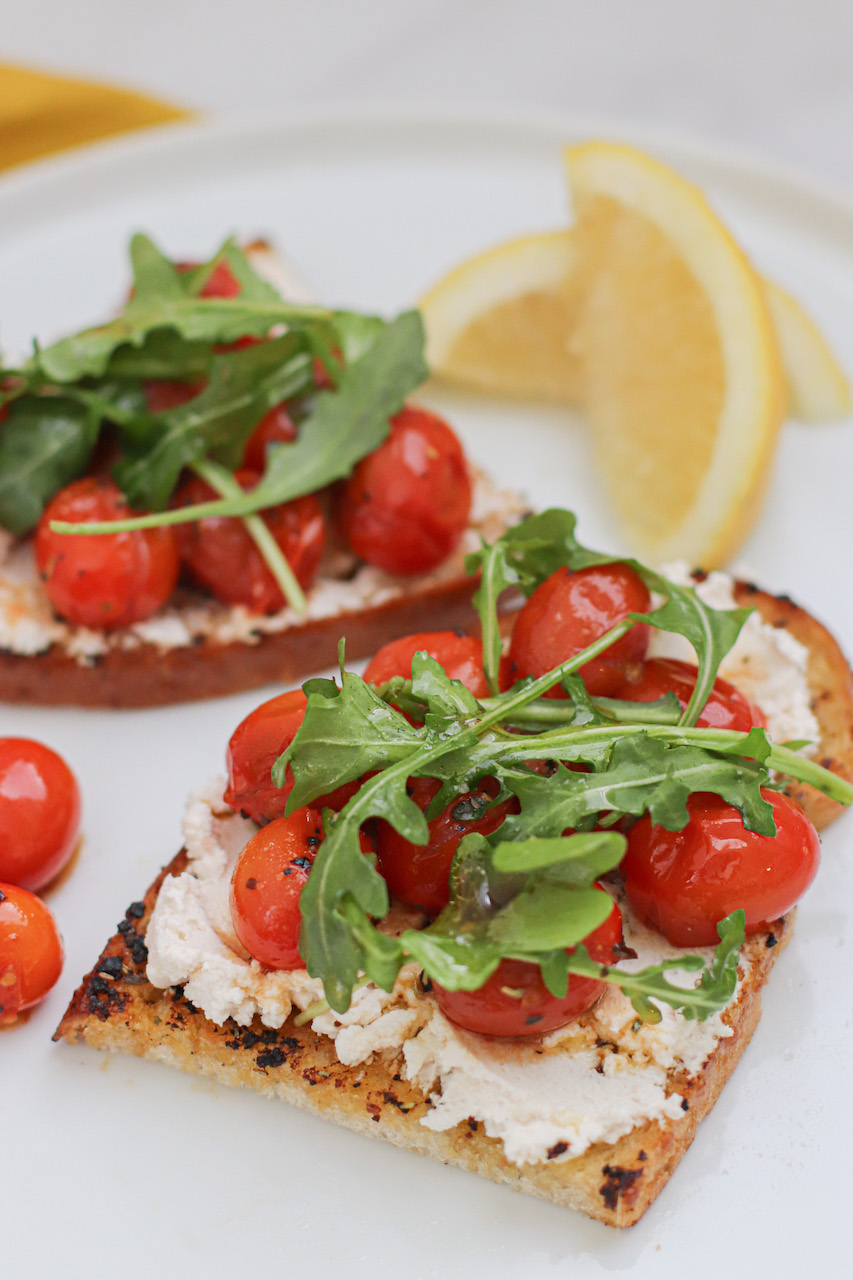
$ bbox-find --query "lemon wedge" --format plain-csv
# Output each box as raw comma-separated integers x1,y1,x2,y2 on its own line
565,140,787,567
762,279,851,422
420,231,584,403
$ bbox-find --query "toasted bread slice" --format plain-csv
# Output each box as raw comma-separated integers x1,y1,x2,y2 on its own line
0,480,522,708
55,585,853,1226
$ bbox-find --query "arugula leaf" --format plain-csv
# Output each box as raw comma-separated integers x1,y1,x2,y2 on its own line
113,334,314,509
0,394,101,535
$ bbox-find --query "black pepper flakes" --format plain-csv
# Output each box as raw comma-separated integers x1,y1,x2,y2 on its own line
547,1141,569,1160
245,877,258,891
681,1098,690,1112
291,856,312,871
765,933,778,948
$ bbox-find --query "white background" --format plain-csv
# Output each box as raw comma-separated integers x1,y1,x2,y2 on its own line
2,0,853,191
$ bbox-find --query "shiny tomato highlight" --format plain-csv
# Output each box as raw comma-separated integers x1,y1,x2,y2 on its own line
434,894,624,1037
622,790,821,946
338,405,471,574
0,739,81,892
0,883,64,1022
35,478,180,629
506,563,651,697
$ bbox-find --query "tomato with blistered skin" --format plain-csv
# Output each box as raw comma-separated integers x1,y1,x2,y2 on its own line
229,809,324,969
376,776,514,916
0,739,81,892
242,403,298,470
338,405,471,575
0,884,64,1022
505,563,651,697
622,790,820,946
35,478,180,629
225,689,359,823
174,470,325,612
614,658,766,731
363,631,489,700
434,894,624,1038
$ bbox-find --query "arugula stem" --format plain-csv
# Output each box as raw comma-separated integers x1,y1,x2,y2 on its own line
480,694,682,728
191,458,307,615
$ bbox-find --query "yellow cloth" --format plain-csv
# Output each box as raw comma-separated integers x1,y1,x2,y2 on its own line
0,63,190,172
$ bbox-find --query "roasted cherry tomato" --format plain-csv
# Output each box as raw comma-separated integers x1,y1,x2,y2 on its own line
35,477,181,629
434,894,624,1038
229,809,324,969
0,883,64,1022
242,403,298,470
142,379,203,413
338,405,471,575
363,631,490,700
615,658,766,731
174,470,325,613
376,776,514,916
225,689,359,824
198,260,242,298
0,739,81,892
506,563,651,698
622,790,820,946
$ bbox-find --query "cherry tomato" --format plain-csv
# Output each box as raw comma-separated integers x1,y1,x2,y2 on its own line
225,689,359,823
615,658,766,731
229,809,323,969
0,883,64,1022
242,403,298,470
338,405,471,575
174,470,325,612
143,380,203,413
35,477,181,629
363,631,490,700
199,260,242,298
0,739,81,892
622,790,820,946
506,564,651,698
434,894,624,1038
376,776,514,916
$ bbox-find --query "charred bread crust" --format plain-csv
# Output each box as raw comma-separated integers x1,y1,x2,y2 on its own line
0,573,483,708
54,849,791,1228
734,581,853,830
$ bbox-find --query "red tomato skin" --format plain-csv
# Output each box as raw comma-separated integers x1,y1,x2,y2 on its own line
434,896,624,1038
0,739,81,892
338,405,472,575
199,260,242,298
376,777,513,916
622,790,821,946
506,564,652,698
230,809,323,969
0,883,64,1019
143,380,204,413
224,689,359,823
34,478,180,629
174,470,325,612
615,658,766,731
363,631,490,700
242,403,298,470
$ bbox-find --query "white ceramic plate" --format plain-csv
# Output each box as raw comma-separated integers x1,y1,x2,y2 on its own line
3,110,852,1279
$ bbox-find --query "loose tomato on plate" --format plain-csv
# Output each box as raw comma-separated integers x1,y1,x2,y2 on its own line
225,689,360,824
35,477,181,629
338,405,471,574
505,563,651,697
0,883,64,1023
434,893,624,1038
0,738,81,892
622,789,820,946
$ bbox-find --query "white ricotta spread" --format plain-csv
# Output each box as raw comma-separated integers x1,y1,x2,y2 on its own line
0,474,522,661
648,562,820,746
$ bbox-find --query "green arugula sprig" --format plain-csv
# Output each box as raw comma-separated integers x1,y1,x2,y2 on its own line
280,522,852,1015
0,234,428,614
